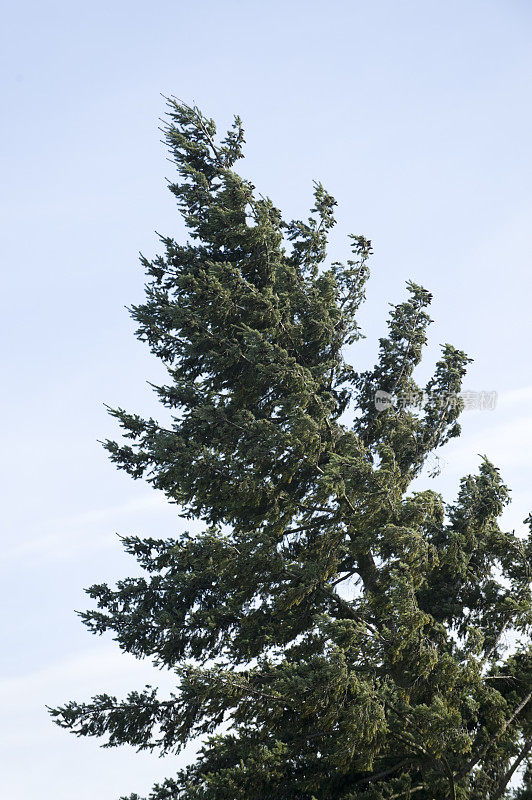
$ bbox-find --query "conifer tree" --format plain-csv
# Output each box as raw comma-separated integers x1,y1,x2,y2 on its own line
50,100,532,800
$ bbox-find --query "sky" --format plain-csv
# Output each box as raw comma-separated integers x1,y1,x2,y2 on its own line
1,1,532,797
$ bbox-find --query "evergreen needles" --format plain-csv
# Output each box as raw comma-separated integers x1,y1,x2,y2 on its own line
49,99,532,800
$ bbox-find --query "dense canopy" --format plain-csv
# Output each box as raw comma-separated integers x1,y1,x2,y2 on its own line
50,100,532,800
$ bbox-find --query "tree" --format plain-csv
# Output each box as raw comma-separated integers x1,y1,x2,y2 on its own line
49,99,532,800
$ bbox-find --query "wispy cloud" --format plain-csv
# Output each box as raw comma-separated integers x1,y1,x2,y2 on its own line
0,493,182,565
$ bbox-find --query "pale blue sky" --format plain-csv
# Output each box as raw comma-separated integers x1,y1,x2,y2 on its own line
2,1,532,798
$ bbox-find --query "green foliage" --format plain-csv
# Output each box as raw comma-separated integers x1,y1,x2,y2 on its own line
49,100,532,799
